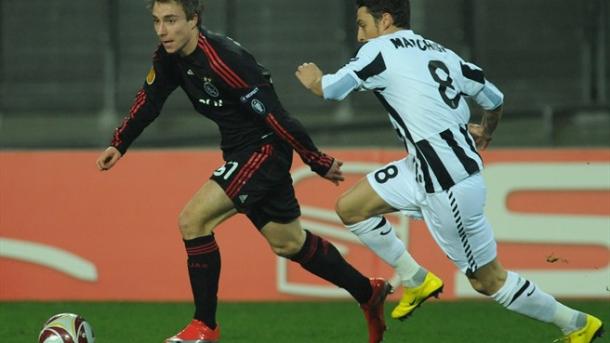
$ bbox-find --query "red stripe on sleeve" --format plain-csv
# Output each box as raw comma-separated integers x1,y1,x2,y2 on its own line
112,89,147,147
265,114,332,169
264,113,318,163
129,90,147,118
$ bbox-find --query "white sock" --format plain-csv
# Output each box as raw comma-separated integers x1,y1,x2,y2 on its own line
347,216,424,287
554,302,587,335
395,251,427,287
492,271,583,334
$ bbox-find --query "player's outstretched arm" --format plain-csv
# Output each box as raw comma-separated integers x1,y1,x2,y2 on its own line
322,158,345,186
295,63,324,97
96,146,122,171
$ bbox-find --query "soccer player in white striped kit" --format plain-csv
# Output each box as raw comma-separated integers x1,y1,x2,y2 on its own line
296,0,604,341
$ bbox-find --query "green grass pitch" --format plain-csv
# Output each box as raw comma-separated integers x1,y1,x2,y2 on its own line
1,300,608,342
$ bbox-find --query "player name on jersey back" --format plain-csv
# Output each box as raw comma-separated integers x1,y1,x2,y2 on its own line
389,37,447,53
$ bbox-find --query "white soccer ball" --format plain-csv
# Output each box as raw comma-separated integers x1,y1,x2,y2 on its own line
38,313,95,343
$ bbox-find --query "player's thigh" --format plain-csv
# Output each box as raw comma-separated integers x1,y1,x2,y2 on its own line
224,142,302,230
179,179,237,238
337,158,422,224
336,176,395,224
366,158,423,213
212,143,288,215
422,173,496,276
260,219,305,257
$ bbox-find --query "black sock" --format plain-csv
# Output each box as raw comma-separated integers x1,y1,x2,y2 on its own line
184,235,221,329
290,230,372,304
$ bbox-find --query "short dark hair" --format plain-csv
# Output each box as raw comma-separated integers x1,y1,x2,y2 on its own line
147,0,203,21
356,0,411,29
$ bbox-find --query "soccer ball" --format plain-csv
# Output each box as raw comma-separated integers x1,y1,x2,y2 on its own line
38,313,95,343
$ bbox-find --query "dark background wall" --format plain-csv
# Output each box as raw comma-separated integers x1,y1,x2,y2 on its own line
0,0,607,148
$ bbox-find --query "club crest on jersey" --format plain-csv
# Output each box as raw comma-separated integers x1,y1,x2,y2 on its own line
250,99,266,115
146,67,156,85
204,81,220,98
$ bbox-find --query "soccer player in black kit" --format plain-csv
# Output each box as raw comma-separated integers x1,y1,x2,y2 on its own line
95,1,390,342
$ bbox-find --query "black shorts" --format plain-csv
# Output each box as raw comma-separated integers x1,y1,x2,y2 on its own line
210,140,301,229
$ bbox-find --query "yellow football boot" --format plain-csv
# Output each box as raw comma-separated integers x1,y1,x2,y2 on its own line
391,271,444,320
556,314,604,343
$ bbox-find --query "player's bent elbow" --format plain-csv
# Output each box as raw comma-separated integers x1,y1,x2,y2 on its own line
322,73,358,101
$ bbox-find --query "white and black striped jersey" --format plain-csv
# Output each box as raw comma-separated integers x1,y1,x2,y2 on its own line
321,29,504,193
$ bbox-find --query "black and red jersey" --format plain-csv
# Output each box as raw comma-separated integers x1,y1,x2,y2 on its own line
111,28,333,176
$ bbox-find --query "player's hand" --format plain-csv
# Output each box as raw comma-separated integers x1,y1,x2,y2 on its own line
468,123,492,150
96,146,122,171
323,159,344,186
295,63,323,96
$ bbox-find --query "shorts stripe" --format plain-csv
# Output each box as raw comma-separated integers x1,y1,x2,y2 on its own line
225,144,273,198
448,190,478,273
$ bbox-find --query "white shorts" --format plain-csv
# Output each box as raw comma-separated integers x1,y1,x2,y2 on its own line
366,157,497,275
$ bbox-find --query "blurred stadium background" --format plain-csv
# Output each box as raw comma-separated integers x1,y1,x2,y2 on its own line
1,1,609,342
0,0,608,149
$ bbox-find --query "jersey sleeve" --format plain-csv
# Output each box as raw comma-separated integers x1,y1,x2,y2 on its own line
471,79,504,110
321,41,387,100
111,46,179,154
455,56,504,111
213,41,335,176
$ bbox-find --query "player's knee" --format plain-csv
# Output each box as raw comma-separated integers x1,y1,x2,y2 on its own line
335,197,362,225
178,210,212,239
269,239,302,258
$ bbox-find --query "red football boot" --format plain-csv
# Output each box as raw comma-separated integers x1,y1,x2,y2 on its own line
165,319,220,343
360,278,392,343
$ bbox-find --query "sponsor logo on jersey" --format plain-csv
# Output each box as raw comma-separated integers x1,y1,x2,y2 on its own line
187,69,195,76
199,98,224,107
204,81,220,98
238,194,249,203
250,99,266,114
146,67,156,85
240,87,260,103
